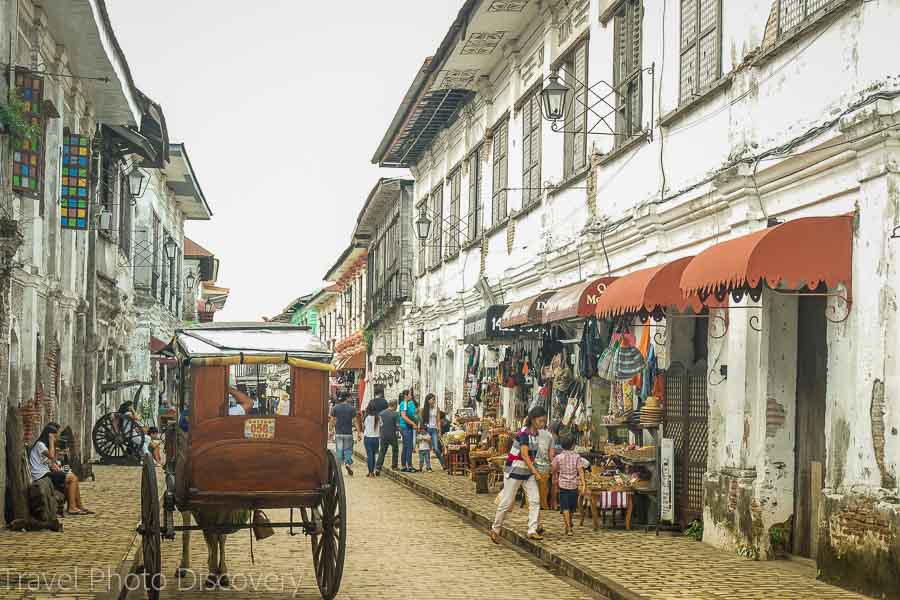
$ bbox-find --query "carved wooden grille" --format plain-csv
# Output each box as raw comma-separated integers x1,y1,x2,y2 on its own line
664,362,709,526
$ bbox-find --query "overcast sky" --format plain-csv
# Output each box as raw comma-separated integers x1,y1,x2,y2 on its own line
107,1,462,321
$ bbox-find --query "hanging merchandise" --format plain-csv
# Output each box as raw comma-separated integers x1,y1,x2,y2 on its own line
641,344,657,403
596,336,620,382
579,319,602,379
614,338,646,381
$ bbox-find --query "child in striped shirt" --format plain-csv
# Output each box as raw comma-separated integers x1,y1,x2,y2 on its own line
551,433,586,536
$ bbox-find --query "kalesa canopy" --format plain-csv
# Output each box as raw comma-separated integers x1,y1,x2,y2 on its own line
170,322,333,370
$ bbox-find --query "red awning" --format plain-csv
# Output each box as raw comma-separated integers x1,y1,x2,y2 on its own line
596,257,700,318
149,336,168,354
500,290,556,328
541,277,617,323
680,216,853,298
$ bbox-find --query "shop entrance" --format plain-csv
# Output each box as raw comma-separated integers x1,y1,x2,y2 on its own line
793,295,828,559
664,315,710,527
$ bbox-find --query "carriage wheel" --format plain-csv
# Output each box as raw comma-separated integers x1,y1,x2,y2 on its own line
93,413,145,460
140,454,162,600
311,451,346,600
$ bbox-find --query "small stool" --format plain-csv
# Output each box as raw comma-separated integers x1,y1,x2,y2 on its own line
447,447,468,476
579,489,633,531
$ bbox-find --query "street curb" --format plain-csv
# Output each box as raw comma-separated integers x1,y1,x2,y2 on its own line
352,450,645,600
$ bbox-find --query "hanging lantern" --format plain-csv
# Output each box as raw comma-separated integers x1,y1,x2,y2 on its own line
541,74,571,122
415,207,432,242
127,164,149,198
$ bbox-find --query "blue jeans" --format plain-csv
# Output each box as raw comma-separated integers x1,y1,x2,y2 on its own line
334,434,354,466
363,436,380,474
419,449,431,470
400,427,415,469
427,427,445,467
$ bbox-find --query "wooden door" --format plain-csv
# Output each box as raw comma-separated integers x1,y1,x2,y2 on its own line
793,296,827,558
664,362,709,526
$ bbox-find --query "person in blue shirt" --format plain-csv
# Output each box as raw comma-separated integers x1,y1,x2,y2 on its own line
398,390,419,472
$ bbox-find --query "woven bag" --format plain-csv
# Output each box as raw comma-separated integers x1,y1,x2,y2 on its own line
614,345,646,381
596,339,619,381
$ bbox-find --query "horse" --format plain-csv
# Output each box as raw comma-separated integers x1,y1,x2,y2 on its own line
174,509,250,588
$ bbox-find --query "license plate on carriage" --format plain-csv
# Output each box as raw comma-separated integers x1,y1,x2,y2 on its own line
244,418,276,440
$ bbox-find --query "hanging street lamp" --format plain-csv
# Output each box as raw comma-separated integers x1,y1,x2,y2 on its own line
127,164,150,199
541,73,571,122
164,238,177,261
415,207,432,243
185,269,196,291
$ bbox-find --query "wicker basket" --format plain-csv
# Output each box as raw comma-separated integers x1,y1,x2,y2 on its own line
619,446,656,461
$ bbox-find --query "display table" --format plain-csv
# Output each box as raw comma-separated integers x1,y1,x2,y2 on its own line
446,445,469,476
580,489,633,531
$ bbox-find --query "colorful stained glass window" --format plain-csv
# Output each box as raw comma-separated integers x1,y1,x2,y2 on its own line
60,128,92,230
11,69,44,197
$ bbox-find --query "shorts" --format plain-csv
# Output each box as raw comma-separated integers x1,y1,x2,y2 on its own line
43,471,67,492
558,488,579,512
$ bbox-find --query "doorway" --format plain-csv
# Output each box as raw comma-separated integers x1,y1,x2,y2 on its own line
793,296,828,558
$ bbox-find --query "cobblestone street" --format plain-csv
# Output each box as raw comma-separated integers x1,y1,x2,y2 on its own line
0,464,595,600
368,460,871,600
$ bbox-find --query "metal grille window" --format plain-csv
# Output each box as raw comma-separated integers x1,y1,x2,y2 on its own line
777,0,838,36
562,40,588,177
467,146,483,240
521,91,542,207
118,170,132,259
417,198,427,275
151,214,160,298
429,184,443,269
447,168,461,257
491,120,508,225
613,0,643,144
679,0,721,104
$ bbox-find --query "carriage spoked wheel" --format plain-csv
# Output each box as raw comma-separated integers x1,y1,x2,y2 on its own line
140,454,162,600
310,450,346,600
93,413,145,460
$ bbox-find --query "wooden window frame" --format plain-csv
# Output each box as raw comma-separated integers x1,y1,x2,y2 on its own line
776,0,843,39
612,0,644,146
429,184,444,269
521,90,542,208
561,40,589,178
466,145,483,242
447,167,461,258
416,198,427,276
679,0,722,105
491,119,509,226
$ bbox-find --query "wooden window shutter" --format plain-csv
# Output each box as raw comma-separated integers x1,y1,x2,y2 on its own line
680,0,699,103
629,0,643,137
530,95,542,201
573,41,588,171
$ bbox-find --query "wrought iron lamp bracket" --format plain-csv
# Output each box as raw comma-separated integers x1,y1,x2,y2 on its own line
544,63,655,144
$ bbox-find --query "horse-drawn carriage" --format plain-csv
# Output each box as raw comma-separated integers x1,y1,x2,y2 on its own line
138,323,345,599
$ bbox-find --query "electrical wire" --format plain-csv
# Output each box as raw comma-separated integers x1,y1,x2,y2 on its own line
657,0,668,204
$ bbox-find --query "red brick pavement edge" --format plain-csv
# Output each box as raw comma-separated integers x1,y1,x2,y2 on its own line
353,450,642,600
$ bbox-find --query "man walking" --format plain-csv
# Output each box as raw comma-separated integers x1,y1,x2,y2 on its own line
375,399,400,475
330,393,359,476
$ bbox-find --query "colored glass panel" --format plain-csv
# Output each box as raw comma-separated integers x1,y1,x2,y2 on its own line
11,70,44,198
60,127,92,230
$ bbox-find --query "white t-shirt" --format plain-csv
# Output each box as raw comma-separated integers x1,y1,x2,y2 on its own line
29,441,51,482
364,414,380,438
428,411,437,429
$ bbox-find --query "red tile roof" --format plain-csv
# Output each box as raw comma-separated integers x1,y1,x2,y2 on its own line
184,237,213,257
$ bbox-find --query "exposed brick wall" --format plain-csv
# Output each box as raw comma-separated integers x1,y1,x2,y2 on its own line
820,490,900,599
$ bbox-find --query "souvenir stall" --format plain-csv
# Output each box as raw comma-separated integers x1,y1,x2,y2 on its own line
584,256,702,530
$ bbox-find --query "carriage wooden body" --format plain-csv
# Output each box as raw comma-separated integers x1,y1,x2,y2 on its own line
173,323,333,510
139,323,346,600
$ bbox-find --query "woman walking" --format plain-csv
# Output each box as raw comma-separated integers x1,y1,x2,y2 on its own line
362,402,381,477
490,406,547,543
421,393,446,469
399,390,419,472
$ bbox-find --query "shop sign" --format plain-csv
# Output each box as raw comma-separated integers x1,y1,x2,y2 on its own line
660,438,675,522
463,305,514,344
416,329,425,346
375,353,402,366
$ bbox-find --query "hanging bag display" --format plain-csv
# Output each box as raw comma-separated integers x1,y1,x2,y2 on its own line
596,338,620,382
613,340,646,381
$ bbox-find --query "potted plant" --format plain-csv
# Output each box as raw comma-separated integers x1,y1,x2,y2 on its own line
684,519,703,541
769,525,789,559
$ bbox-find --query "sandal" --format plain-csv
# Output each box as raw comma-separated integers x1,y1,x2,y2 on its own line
79,508,95,514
